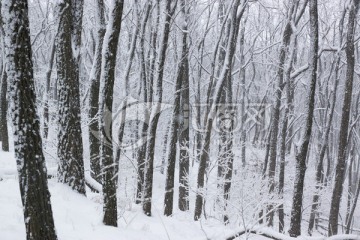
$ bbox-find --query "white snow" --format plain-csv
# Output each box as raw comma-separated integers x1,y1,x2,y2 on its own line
0,151,229,240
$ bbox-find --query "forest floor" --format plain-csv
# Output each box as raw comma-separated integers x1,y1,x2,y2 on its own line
1,147,359,240
0,150,254,240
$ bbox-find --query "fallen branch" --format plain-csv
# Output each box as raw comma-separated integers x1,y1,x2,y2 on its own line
222,227,360,240
85,173,102,193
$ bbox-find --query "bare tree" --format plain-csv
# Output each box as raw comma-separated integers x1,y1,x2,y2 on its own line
328,0,360,236
178,0,190,212
142,0,177,216
266,0,297,226
2,0,57,239
88,0,106,183
0,13,9,152
194,0,247,221
98,0,124,227
288,0,319,236
56,0,86,194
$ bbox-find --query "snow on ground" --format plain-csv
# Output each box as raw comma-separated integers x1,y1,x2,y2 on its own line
0,151,236,240
1,144,359,240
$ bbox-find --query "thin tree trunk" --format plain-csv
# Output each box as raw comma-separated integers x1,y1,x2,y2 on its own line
266,1,296,226
239,11,247,168
328,0,360,236
43,37,56,140
194,0,247,220
161,120,171,175
88,0,105,183
143,0,177,216
178,0,190,212
345,167,360,233
136,0,157,205
163,44,184,216
278,34,297,233
0,66,9,151
308,22,343,233
289,0,319,236
99,0,124,227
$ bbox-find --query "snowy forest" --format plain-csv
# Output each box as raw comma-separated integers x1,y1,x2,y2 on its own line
0,0,360,239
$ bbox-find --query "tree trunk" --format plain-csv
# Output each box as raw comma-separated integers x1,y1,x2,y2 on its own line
99,0,124,227
278,34,297,233
0,66,9,151
178,1,190,212
142,0,177,216
136,0,157,205
0,15,9,152
161,121,171,175
43,37,56,140
328,0,360,236
308,23,343,234
163,56,182,217
56,0,86,195
266,1,295,226
194,0,246,220
88,0,105,183
288,0,319,236
2,1,57,239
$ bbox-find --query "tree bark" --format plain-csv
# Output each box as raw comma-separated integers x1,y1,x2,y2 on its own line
308,20,343,233
88,0,106,183
178,13,190,212
2,1,57,239
135,1,152,204
328,0,360,236
142,0,177,216
278,34,297,233
266,1,296,226
0,66,9,151
194,0,246,220
289,0,319,236
56,0,86,195
99,0,124,227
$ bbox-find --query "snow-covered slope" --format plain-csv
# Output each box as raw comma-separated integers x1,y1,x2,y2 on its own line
0,151,231,240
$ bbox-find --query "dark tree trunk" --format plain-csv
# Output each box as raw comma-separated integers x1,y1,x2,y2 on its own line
88,0,106,183
194,0,246,220
278,35,297,233
177,0,190,212
288,0,319,236
308,25,343,234
0,17,9,152
238,12,247,168
136,0,157,205
266,2,295,226
164,1,190,215
161,121,171,175
2,1,57,239
345,170,360,233
99,0,124,227
43,37,56,140
222,76,234,224
328,0,360,236
163,62,182,217
56,0,86,195
0,67,9,151
142,0,177,216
